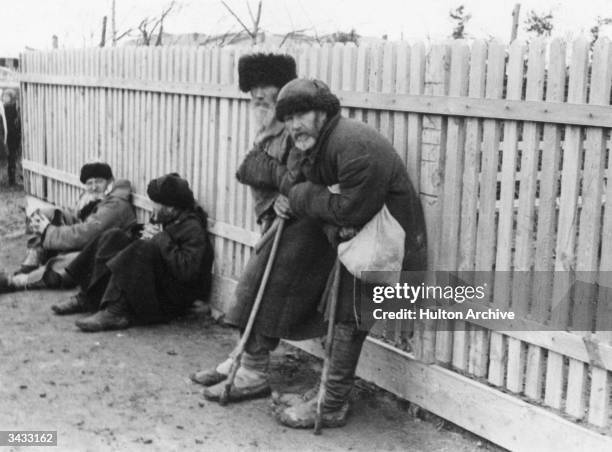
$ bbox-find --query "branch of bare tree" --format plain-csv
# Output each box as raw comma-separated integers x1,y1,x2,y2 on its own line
221,1,254,38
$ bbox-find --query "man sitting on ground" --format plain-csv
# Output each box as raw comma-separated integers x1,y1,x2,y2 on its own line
0,162,136,293
52,173,214,333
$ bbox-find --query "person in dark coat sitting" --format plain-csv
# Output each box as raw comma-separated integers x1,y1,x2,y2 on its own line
52,173,214,333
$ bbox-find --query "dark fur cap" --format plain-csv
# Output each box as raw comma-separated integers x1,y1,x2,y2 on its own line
147,173,195,209
238,53,297,92
80,162,113,183
275,78,340,121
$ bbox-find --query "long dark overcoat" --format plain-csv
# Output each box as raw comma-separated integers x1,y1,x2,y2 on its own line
225,125,336,340
67,208,213,323
224,216,335,340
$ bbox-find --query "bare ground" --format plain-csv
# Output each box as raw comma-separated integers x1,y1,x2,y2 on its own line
0,187,492,452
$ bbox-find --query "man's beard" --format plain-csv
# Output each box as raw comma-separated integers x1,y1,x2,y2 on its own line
252,104,275,130
293,135,317,151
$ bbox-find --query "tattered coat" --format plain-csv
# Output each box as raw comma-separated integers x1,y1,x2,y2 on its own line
42,179,136,251
225,124,336,340
67,208,213,323
23,180,136,287
239,114,427,327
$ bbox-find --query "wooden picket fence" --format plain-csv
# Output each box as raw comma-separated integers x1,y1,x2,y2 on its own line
18,38,612,451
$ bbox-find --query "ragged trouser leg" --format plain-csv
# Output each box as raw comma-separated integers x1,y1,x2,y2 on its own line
202,332,279,402
275,321,367,428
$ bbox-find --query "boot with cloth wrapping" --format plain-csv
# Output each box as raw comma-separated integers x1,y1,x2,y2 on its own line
274,322,367,428
202,335,276,402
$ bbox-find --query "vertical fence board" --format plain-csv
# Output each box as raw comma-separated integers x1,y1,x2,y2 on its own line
454,40,487,372
436,40,469,365
470,40,505,378
509,38,546,396
488,39,527,388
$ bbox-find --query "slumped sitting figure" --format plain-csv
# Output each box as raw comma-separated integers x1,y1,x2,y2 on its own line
52,173,214,332
0,162,136,293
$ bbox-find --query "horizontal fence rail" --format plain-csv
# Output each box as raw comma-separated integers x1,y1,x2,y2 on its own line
19,73,612,128
19,38,612,451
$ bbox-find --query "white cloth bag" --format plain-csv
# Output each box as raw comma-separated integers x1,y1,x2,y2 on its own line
337,204,405,284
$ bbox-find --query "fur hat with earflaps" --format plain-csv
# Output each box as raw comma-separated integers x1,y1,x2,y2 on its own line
147,173,195,209
238,53,297,92
275,78,340,122
80,162,114,183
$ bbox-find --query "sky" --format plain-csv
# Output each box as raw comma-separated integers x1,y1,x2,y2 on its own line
0,0,611,56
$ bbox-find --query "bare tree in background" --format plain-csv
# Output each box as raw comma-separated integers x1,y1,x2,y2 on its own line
326,29,360,44
221,0,263,44
449,5,471,39
590,16,612,47
137,1,178,46
524,10,553,37
99,16,107,47
106,0,179,47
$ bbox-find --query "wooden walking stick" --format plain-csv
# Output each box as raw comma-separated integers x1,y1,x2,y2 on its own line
314,258,342,435
219,217,285,406
254,218,280,253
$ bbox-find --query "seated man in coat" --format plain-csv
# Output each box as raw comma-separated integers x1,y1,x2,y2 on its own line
0,162,136,293
52,173,214,333
232,78,427,428
189,53,336,403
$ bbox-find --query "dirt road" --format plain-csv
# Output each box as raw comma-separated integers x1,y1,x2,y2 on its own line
0,187,488,452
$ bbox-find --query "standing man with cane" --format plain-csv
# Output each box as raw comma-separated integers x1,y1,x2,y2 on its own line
240,78,427,429
190,53,336,402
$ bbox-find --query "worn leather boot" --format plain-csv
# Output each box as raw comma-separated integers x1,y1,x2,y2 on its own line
51,293,88,315
190,357,232,386
275,323,367,429
75,297,130,332
203,351,271,403
75,310,130,332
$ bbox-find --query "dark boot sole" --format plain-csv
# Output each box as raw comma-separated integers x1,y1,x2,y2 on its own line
76,319,130,332
189,370,227,387
275,414,348,429
203,384,272,403
52,304,85,316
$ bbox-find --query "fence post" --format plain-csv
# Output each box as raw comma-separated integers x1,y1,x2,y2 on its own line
413,42,450,364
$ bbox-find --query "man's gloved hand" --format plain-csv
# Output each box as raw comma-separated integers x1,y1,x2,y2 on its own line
273,194,293,219
141,222,162,240
338,226,358,241
126,223,145,240
30,212,51,235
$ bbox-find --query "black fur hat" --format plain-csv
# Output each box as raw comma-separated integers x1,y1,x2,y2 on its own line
80,162,113,183
238,53,297,93
275,78,340,121
147,173,195,209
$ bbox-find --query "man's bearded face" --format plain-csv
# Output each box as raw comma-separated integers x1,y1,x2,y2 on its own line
284,110,327,151
84,177,112,196
77,177,111,213
250,85,280,129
